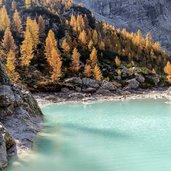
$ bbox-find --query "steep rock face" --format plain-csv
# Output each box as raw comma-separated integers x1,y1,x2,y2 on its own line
75,0,171,53
0,62,43,169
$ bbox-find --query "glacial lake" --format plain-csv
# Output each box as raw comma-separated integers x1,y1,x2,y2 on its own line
5,99,171,171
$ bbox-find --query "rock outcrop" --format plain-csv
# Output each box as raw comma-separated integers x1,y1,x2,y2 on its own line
0,124,16,169
75,0,171,53
0,62,43,169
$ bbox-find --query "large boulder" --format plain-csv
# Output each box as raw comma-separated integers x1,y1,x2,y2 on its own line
101,80,117,91
64,77,82,86
82,87,97,93
96,88,112,96
121,66,132,78
0,85,15,107
135,74,145,83
82,78,101,88
125,79,140,90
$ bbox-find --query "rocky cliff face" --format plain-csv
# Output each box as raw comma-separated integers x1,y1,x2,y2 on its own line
75,0,171,53
0,62,43,169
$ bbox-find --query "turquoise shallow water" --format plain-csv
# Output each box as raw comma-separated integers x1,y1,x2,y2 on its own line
5,99,171,171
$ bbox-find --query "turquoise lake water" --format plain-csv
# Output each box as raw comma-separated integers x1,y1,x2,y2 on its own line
5,99,171,171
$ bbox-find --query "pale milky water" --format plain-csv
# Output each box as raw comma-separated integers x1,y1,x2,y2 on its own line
5,99,171,171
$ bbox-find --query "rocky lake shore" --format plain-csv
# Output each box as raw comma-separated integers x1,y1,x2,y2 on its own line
0,63,43,170
34,87,171,107
1,72,170,170
33,76,171,107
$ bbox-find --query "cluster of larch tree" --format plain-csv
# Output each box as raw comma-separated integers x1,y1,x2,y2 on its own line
68,14,103,80
24,0,74,14
0,2,102,83
67,13,171,81
0,0,170,84
0,4,21,82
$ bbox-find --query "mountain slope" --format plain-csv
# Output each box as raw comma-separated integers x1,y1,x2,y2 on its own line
75,0,171,53
0,0,170,93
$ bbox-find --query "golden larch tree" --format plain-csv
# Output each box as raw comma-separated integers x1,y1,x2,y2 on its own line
153,42,161,51
25,0,31,8
84,62,92,78
77,15,85,32
98,41,105,50
70,15,77,31
115,56,121,67
145,32,152,47
62,38,70,54
0,6,10,31
93,64,102,81
20,29,33,66
164,61,171,83
90,47,98,68
63,0,73,10
88,39,93,50
92,30,98,45
13,9,23,33
38,15,45,38
45,29,57,61
2,27,16,52
78,30,87,45
71,48,80,73
6,50,19,82
50,48,62,82
26,17,39,49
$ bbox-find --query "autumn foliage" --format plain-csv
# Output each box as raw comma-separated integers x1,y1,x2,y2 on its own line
0,0,170,88
71,48,80,73
13,9,23,33
0,6,10,31
6,50,19,82
26,17,39,49
93,64,102,81
2,28,16,53
164,61,171,83
115,56,121,67
20,29,33,66
45,30,62,81
84,63,92,78
50,48,62,82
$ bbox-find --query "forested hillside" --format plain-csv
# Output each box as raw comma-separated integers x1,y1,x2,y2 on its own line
0,0,170,92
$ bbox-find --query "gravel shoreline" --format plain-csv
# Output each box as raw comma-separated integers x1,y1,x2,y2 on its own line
34,87,171,107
